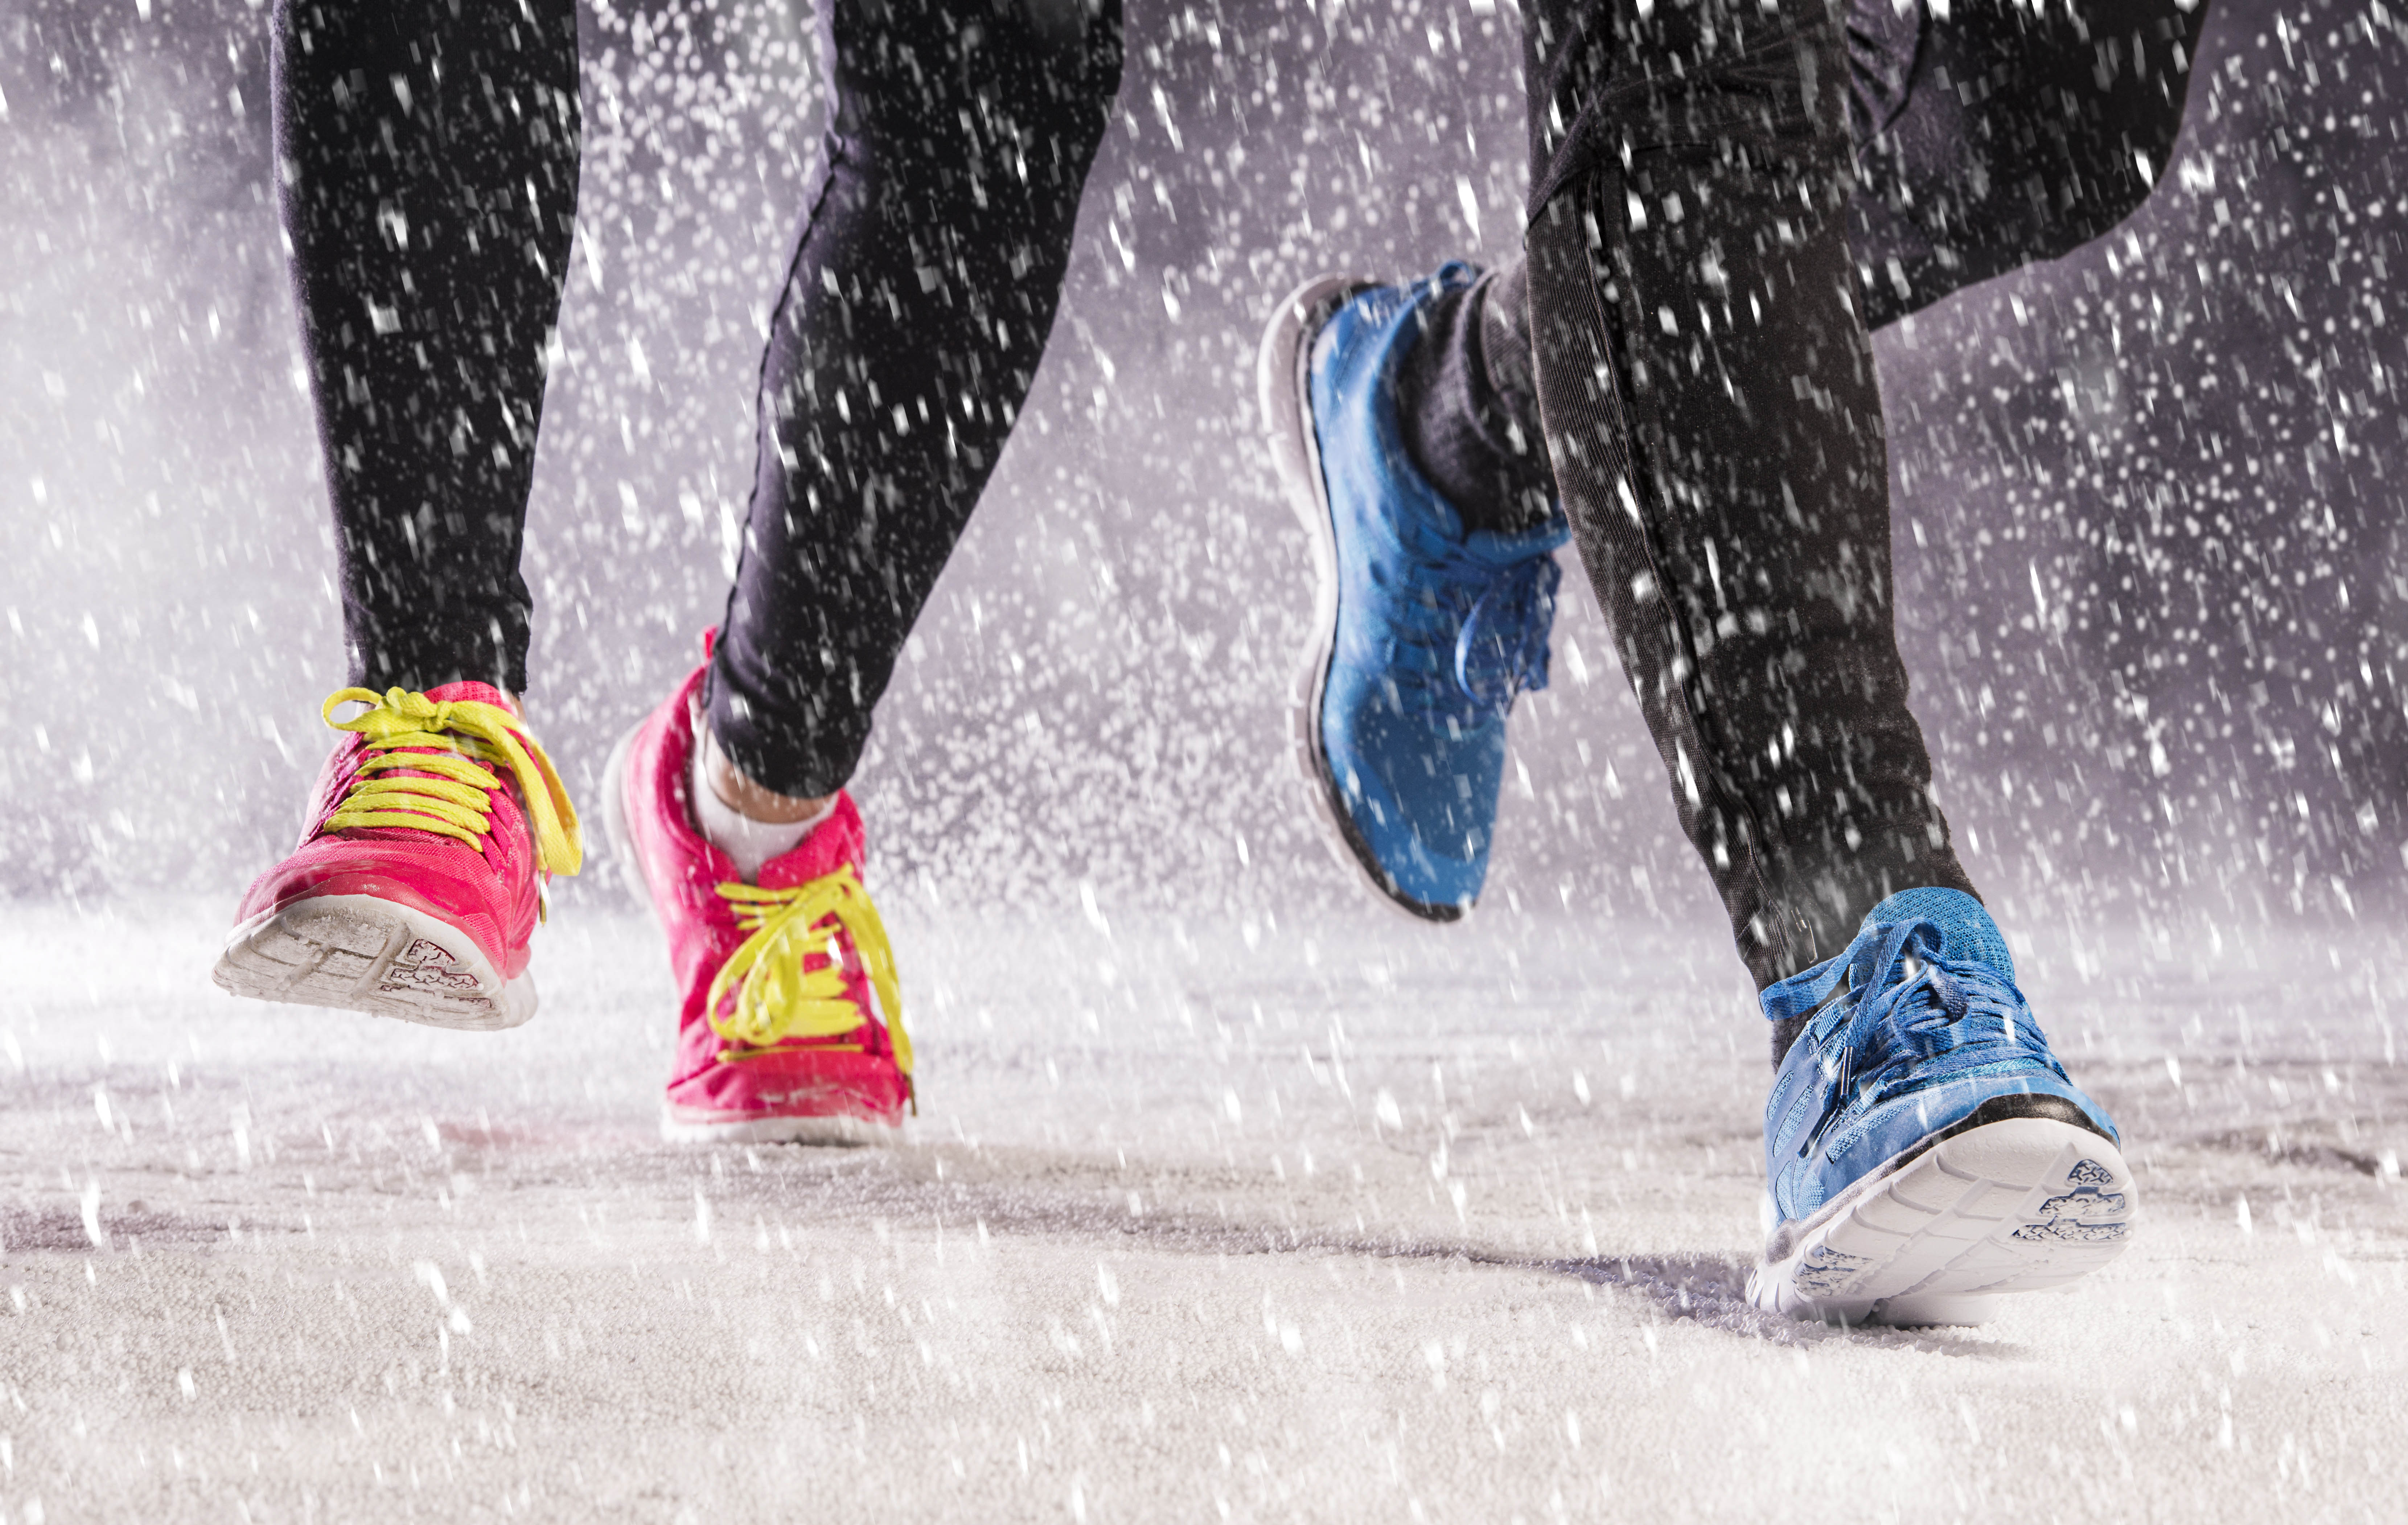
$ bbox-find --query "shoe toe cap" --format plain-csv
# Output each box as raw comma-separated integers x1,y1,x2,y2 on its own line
1316,690,1503,909
237,832,525,974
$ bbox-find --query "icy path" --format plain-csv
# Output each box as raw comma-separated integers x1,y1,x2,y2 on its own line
0,898,2401,1522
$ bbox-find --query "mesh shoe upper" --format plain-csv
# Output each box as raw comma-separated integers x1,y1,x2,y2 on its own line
1759,888,2119,1227
231,681,580,979
617,662,912,1126
1309,263,1570,914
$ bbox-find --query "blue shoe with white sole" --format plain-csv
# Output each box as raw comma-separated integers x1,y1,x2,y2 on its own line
1749,887,2136,1326
1257,264,1569,920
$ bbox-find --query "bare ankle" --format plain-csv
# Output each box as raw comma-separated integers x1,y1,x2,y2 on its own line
701,729,833,824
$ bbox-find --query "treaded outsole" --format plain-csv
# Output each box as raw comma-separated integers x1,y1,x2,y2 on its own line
213,893,533,1031
1256,273,1464,925
1748,1116,2137,1326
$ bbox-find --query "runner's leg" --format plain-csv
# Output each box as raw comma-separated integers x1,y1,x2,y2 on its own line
1395,0,2203,1025
1518,0,1973,1039
1847,0,2208,327
1404,0,2206,530
702,0,1125,798
602,0,1121,1137
272,0,582,695
1511,0,2142,1322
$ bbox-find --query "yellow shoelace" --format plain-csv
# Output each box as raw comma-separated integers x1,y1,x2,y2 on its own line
318,687,584,876
706,869,911,1084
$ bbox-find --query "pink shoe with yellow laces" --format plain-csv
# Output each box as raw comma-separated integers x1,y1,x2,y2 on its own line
213,682,583,1029
604,662,913,1143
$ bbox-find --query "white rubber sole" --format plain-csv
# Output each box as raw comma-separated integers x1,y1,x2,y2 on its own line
213,893,534,1031
658,1110,894,1146
599,718,651,911
1256,274,1462,925
1748,1116,2136,1326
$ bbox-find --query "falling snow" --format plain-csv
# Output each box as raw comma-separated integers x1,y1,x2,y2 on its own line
4,0,2408,1516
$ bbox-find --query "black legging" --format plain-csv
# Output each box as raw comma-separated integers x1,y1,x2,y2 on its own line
1846,0,2208,330
276,0,1120,804
703,0,1122,797
274,0,583,697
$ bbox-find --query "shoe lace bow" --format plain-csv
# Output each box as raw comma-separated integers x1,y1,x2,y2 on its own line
1778,919,2067,1159
706,869,912,1080
1389,544,1561,718
1454,554,1561,706
320,687,582,875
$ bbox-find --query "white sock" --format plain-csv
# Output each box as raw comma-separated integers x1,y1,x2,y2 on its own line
689,735,834,883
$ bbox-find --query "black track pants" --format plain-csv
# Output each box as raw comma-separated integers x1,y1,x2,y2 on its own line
1423,0,2202,1011
1846,0,2207,330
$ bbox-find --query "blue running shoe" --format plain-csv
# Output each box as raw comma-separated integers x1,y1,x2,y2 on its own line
1749,888,2136,1326
1257,265,1569,920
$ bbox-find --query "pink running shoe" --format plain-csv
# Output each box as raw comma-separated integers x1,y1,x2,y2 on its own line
213,683,583,1030
604,661,913,1143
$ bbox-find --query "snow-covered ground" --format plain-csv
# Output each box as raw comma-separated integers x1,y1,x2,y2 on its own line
0,897,2401,1522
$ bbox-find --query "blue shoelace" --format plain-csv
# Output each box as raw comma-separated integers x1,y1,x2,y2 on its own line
1769,919,2073,1162
1454,555,1560,707
1377,541,1560,723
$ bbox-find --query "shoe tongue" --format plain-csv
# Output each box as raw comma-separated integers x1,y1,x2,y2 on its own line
1461,513,1572,564
420,679,517,714
1389,495,1561,607
756,793,864,890
1860,887,2015,982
